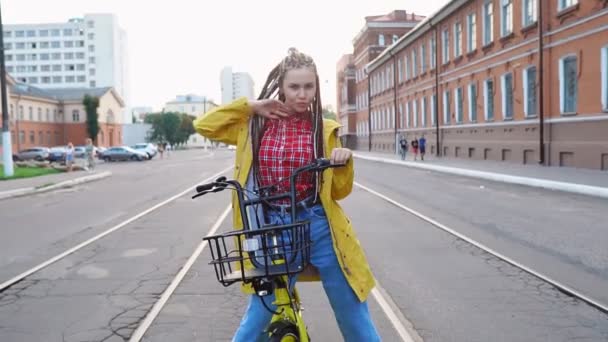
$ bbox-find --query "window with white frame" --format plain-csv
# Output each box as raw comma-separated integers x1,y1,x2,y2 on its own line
405,101,410,128
523,66,538,116
442,29,450,64
412,49,418,77
468,83,478,122
413,100,418,127
379,34,385,46
421,97,427,127
421,43,427,73
454,22,462,58
558,0,579,12
405,56,411,80
455,87,463,123
399,103,404,128
484,79,495,120
430,37,437,69
467,13,477,52
443,90,451,124
393,34,399,44
398,59,403,83
602,46,608,111
431,94,437,126
559,55,578,114
501,0,513,37
523,0,537,27
501,73,514,119
483,1,494,46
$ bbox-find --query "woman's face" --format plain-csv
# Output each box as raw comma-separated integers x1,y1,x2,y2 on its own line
281,67,317,114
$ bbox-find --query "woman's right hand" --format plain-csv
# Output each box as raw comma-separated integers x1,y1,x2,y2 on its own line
249,99,291,120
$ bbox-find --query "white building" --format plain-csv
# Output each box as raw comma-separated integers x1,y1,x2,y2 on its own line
220,67,254,104
4,13,130,122
163,94,217,116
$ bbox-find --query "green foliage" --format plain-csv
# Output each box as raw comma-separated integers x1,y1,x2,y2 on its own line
83,95,100,143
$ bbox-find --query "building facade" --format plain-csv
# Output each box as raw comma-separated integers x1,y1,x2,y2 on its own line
4,13,130,122
364,0,608,170
220,67,255,104
337,10,425,149
163,94,217,116
0,75,125,156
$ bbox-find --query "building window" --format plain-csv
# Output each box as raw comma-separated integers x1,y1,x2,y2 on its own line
76,41,85,47
76,52,85,59
16,42,25,50
501,73,514,119
26,30,36,37
558,0,578,12
42,76,51,84
483,1,494,46
431,94,437,126
88,33,95,40
454,22,462,58
28,77,38,84
430,37,437,69
421,43,427,73
398,59,403,83
413,100,418,127
38,131,43,144
484,79,495,120
64,41,74,48
405,56,411,80
40,53,50,61
52,64,62,71
392,34,399,44
39,29,49,37
51,41,61,49
602,46,608,111
523,0,538,27
19,131,25,143
88,45,95,52
87,20,95,28
378,34,385,46
421,97,427,127
3,31,11,38
89,68,96,76
442,29,450,64
443,90,451,124
15,30,25,38
469,83,478,122
63,28,73,36
89,56,96,64
523,66,538,116
72,109,80,122
467,13,477,52
501,0,513,37
559,55,578,114
37,108,42,121
66,76,75,83
51,29,60,37
455,87,463,123
46,108,50,122
64,52,74,60
398,104,404,128
77,75,86,82
412,49,417,77
29,107,33,121
29,131,35,144
40,42,49,49
52,76,62,83
18,106,24,120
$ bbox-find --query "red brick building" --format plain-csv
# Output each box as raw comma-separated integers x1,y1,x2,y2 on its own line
364,0,608,170
336,10,425,149
0,75,124,156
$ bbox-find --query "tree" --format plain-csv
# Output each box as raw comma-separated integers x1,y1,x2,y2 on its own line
83,95,100,143
322,106,337,121
177,113,196,146
146,112,182,147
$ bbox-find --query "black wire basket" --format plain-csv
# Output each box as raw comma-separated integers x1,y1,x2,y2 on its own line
203,221,312,287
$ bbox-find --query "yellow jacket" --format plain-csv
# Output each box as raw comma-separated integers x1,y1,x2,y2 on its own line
193,97,375,302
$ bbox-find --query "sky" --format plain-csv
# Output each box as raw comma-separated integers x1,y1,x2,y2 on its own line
4,0,448,112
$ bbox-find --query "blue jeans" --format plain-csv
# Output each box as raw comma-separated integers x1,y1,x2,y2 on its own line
233,204,381,342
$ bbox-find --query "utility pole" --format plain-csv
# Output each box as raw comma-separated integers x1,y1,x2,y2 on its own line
1,3,15,177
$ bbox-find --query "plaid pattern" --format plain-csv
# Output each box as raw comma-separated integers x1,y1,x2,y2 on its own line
259,115,314,204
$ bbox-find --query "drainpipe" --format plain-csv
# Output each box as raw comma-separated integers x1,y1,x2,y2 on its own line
366,68,372,151
390,50,398,154
538,0,545,165
430,20,441,157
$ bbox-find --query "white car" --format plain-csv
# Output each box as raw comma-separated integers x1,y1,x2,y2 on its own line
132,143,158,159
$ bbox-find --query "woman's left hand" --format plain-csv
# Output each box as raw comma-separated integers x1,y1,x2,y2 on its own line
330,148,352,165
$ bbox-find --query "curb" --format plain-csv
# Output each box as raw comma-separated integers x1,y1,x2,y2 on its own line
354,154,608,199
0,171,112,201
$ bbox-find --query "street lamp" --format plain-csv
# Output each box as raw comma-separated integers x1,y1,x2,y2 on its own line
1,2,15,177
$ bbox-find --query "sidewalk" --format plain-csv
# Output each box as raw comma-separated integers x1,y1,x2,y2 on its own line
0,169,112,200
354,151,608,199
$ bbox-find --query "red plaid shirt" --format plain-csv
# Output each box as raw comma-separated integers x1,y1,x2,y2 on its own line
258,115,314,204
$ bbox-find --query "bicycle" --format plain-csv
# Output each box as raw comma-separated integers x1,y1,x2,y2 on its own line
193,158,343,341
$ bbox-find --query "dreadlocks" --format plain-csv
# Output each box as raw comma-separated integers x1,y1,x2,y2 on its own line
251,47,324,200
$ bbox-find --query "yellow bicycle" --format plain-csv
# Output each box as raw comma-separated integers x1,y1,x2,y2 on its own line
194,158,341,341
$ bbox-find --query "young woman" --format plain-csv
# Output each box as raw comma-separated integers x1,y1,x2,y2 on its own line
194,48,380,341
65,142,75,172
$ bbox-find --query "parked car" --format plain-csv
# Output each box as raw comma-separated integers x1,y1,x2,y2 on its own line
74,146,87,158
96,146,107,159
16,147,50,161
131,143,158,159
100,146,148,162
48,146,67,163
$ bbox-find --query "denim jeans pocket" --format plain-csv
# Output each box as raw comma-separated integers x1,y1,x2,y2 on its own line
306,204,326,219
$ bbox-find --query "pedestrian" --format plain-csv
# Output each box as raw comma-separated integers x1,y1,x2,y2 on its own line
65,142,75,172
411,136,419,161
85,138,95,171
399,135,408,160
158,143,164,159
193,47,380,341
419,134,427,161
